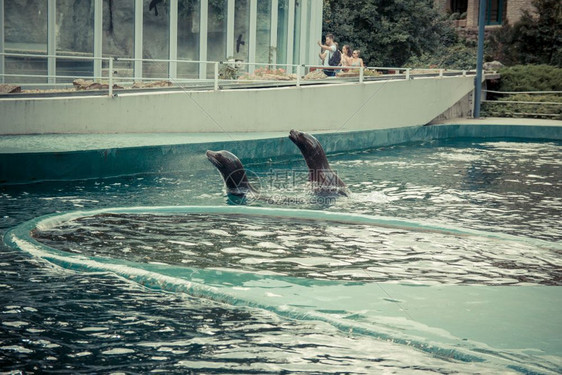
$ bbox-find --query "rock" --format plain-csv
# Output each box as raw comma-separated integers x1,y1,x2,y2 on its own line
410,69,439,75
88,82,105,90
0,84,22,94
363,69,382,77
336,71,360,77
131,81,173,88
304,70,327,80
483,61,504,71
72,79,123,90
238,72,294,81
262,73,292,81
73,79,95,90
22,88,76,94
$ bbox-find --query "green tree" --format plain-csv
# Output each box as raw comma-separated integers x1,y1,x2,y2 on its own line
513,0,562,66
322,0,457,67
487,0,562,67
497,65,562,92
407,41,477,70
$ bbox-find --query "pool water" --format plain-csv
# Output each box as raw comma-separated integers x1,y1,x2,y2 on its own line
32,212,560,285
1,138,561,374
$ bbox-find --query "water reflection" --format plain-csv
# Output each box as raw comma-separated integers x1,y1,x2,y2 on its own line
33,212,562,285
1,139,561,373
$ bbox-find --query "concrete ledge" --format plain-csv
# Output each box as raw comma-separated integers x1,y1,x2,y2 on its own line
0,76,474,134
433,117,562,126
1,121,561,185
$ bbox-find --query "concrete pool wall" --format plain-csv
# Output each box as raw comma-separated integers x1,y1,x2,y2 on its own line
0,75,474,135
1,120,561,185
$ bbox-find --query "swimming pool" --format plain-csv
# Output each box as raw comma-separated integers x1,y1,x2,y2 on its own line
1,134,561,374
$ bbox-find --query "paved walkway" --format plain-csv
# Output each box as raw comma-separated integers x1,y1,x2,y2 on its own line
432,117,562,126
1,118,561,154
0,132,290,154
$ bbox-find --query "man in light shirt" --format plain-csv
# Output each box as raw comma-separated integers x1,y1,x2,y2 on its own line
318,33,338,77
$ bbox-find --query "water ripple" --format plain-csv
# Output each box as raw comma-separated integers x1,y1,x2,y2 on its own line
32,212,561,285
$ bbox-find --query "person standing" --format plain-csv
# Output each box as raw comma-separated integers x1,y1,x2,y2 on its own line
340,45,353,71
318,34,339,76
351,50,365,68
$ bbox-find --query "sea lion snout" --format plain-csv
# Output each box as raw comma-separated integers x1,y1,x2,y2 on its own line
289,129,302,143
287,129,350,196
289,129,319,152
206,150,222,167
206,150,256,197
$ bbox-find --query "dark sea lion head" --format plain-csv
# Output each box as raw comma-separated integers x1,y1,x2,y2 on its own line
289,130,350,197
288,129,330,171
206,150,256,196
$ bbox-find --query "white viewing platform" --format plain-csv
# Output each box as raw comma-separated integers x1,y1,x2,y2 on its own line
0,65,478,135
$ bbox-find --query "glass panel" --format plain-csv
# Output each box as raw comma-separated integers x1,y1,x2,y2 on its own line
177,0,200,79
276,0,288,66
102,0,135,81
207,0,227,62
233,0,250,73
305,0,312,65
56,0,95,82
143,0,170,79
4,0,48,83
255,1,271,65
292,0,301,65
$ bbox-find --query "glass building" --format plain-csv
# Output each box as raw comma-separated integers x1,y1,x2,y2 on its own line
0,0,323,84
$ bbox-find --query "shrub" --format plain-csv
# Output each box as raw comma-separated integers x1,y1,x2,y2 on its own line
481,93,562,120
485,23,518,66
406,41,477,70
323,0,457,67
482,65,562,119
486,0,562,67
497,65,562,92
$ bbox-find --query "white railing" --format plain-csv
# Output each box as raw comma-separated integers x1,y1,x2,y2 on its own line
481,90,562,119
0,52,475,97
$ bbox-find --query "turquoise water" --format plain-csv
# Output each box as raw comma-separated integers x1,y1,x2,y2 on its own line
1,138,561,373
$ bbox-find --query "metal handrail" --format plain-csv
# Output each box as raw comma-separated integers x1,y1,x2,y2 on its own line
482,99,561,105
481,89,561,119
1,51,475,97
0,52,108,61
484,89,562,95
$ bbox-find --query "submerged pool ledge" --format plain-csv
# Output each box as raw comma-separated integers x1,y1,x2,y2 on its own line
1,120,561,185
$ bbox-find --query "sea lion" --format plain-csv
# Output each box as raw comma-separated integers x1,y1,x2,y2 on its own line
207,138,347,204
206,150,258,202
207,150,310,205
288,129,350,197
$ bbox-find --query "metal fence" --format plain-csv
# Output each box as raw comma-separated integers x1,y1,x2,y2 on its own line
0,52,475,97
481,90,562,119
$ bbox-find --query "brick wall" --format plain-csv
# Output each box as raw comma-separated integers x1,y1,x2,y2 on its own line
466,0,479,27
436,0,537,28
506,0,535,24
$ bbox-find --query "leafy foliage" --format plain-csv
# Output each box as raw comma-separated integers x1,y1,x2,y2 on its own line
481,93,562,120
407,41,477,70
486,0,562,67
482,65,562,120
497,65,562,92
322,0,457,67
